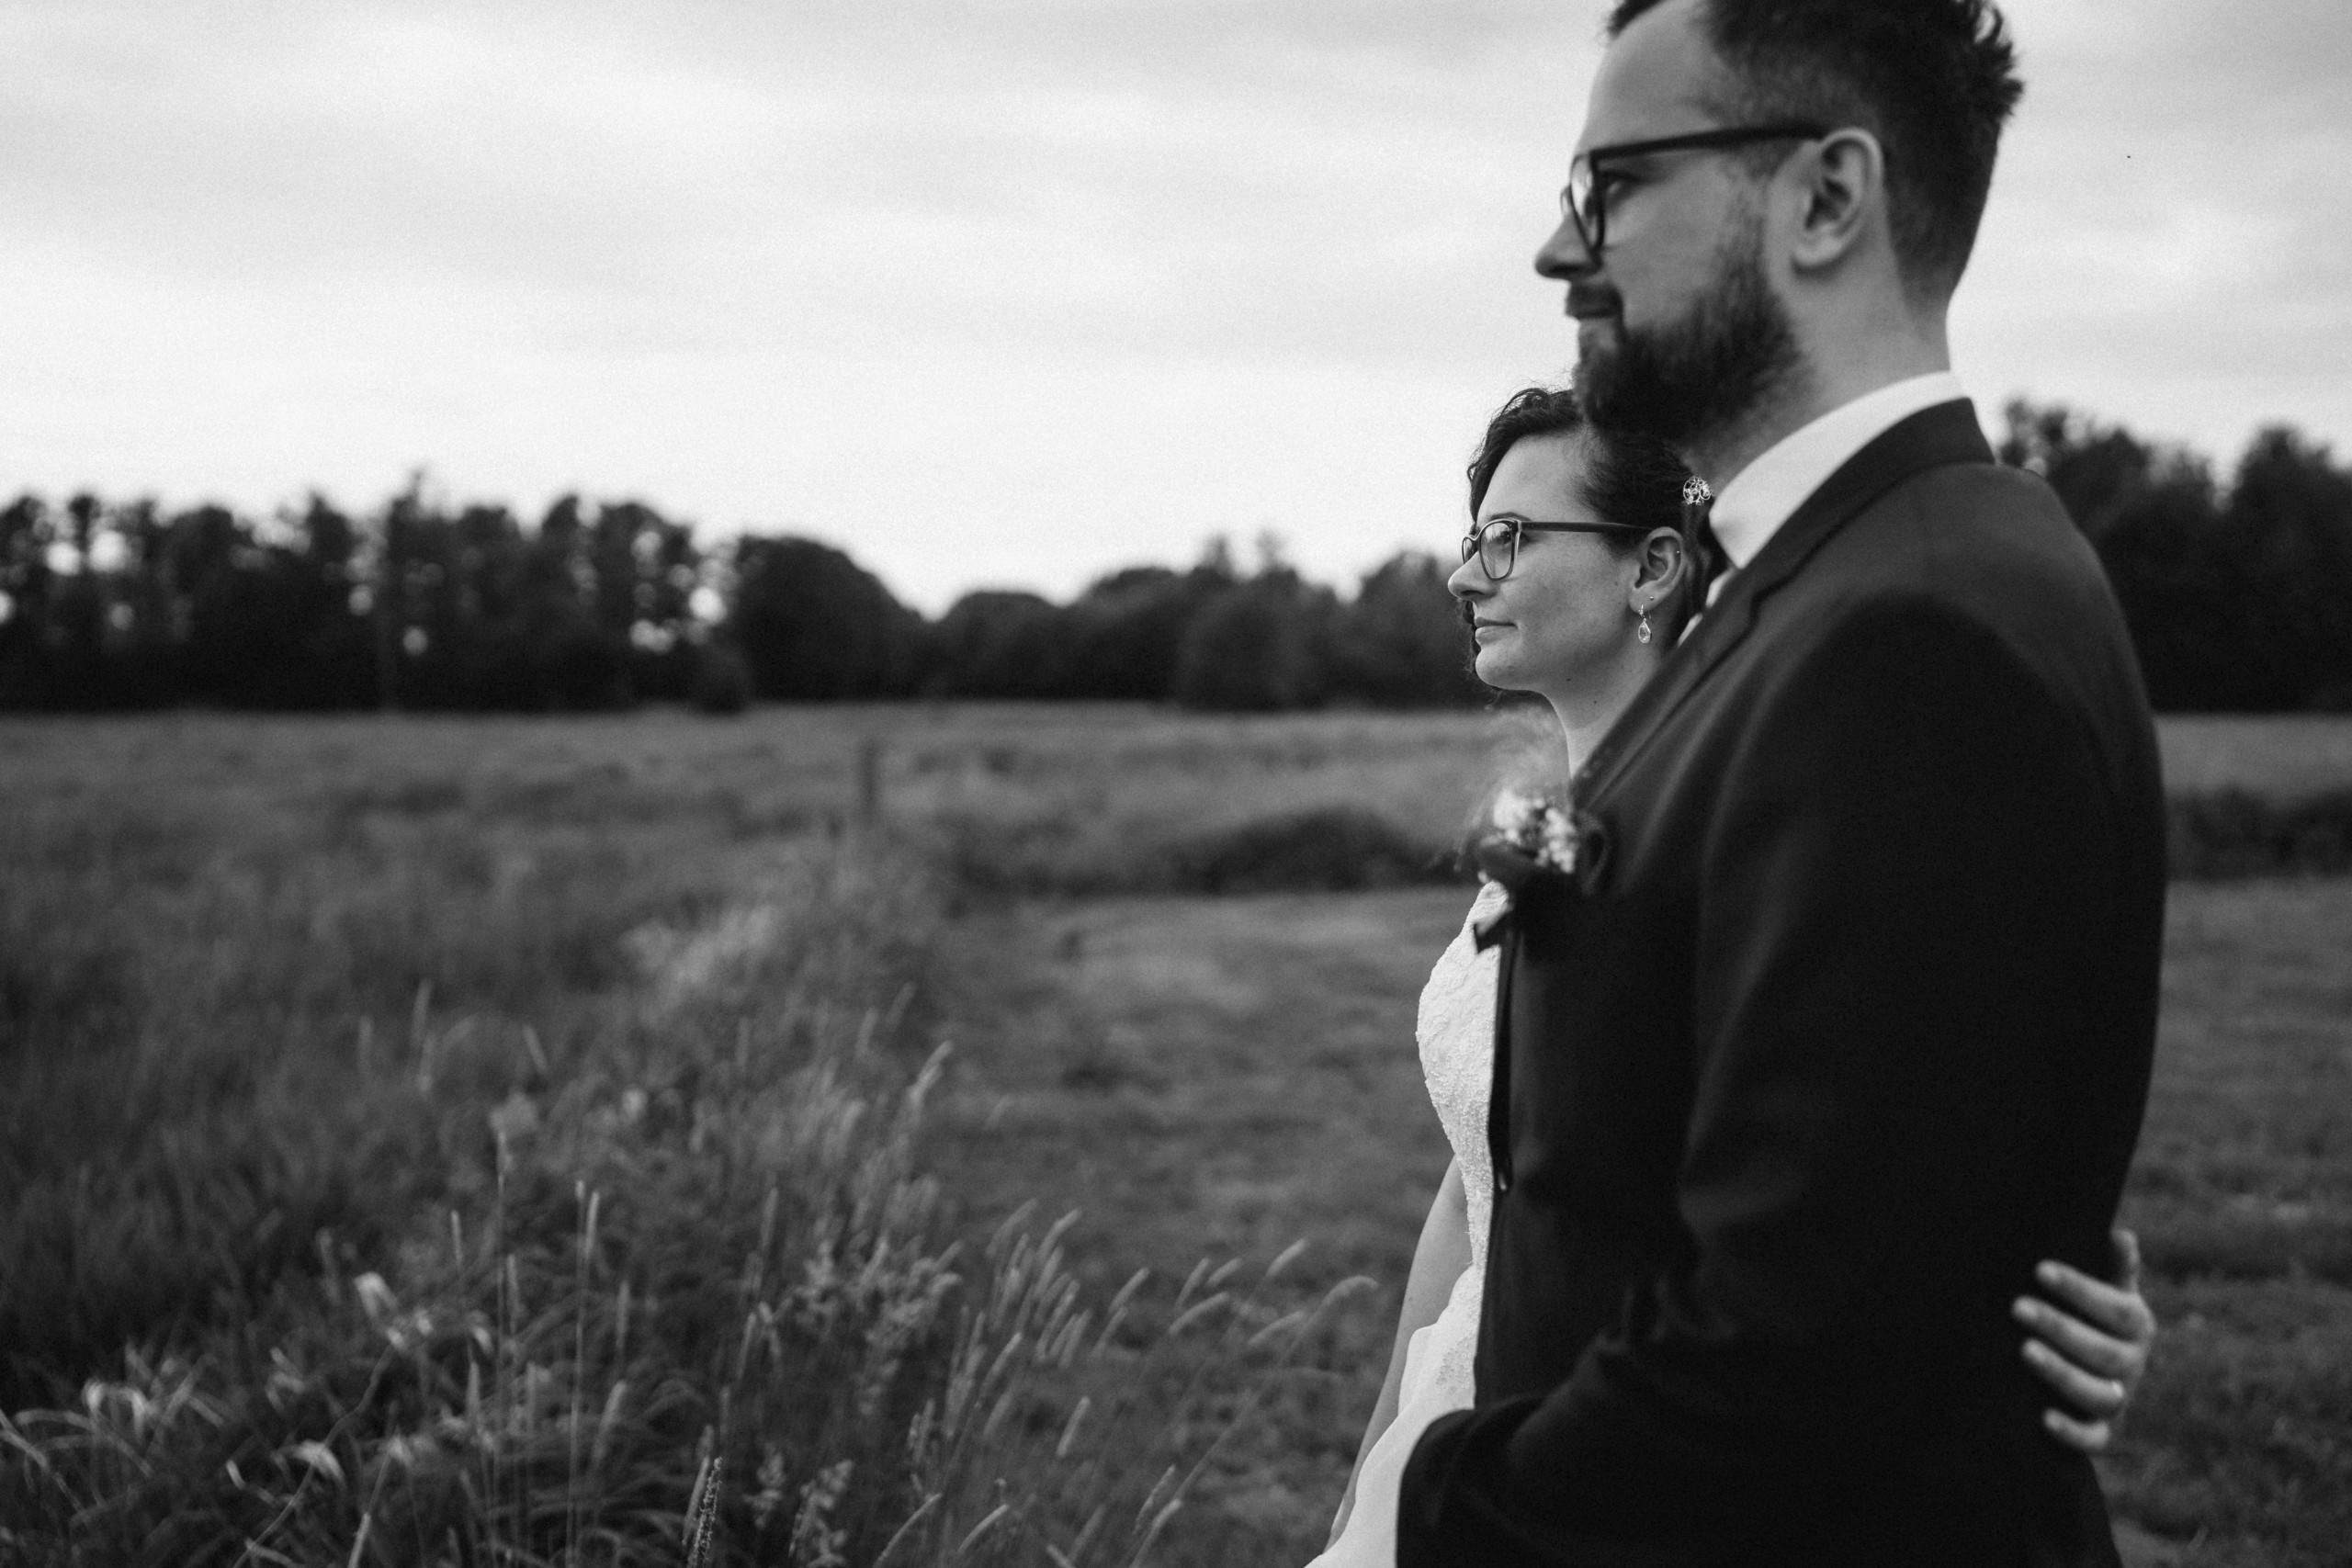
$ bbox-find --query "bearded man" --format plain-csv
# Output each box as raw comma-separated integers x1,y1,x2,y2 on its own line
1396,1,2167,1563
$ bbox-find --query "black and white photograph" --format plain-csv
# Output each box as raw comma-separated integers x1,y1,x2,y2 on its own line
3,2,2347,1564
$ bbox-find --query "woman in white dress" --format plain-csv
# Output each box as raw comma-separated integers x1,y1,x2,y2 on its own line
1308,388,2159,1567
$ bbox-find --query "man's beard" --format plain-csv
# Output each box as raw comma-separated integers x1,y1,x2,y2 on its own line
1577,219,1800,449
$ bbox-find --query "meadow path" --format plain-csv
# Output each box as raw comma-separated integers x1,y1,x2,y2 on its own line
923,886,2312,1566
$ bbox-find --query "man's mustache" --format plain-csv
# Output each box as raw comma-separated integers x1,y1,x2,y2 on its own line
1566,284,1621,320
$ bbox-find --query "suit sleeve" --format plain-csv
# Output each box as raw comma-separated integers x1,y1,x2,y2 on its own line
1400,592,2118,1560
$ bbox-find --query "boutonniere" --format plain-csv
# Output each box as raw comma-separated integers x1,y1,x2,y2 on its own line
1470,790,1609,947
1486,788,1598,875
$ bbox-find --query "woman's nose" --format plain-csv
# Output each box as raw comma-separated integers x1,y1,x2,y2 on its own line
1445,553,1488,603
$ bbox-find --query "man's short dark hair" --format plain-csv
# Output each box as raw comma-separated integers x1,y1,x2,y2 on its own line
1608,0,2023,297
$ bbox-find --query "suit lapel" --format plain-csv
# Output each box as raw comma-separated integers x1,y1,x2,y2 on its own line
1571,400,1996,807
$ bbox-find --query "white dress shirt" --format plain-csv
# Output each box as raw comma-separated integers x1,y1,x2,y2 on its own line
1702,371,1971,608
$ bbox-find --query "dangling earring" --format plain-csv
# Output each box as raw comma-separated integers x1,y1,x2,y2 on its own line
1638,609,1654,644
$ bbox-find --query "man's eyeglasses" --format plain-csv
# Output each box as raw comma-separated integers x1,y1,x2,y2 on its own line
1560,122,1829,256
1460,517,1650,582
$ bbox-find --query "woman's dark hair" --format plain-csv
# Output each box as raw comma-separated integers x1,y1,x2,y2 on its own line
1466,385,1692,537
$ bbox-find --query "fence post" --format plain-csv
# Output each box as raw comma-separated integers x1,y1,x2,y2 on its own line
856,736,883,826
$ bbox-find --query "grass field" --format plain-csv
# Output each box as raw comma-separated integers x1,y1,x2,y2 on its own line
937,881,2352,1567
2154,715,2352,799
4,705,2349,1564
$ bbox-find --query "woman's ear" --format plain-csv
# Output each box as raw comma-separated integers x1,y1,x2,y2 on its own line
1632,527,1687,613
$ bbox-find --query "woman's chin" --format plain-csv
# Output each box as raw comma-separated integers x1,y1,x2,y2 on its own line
1473,653,1528,692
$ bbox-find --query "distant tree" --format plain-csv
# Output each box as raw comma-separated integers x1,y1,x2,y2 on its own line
202,499,373,710
284,494,374,707
1170,572,1333,711
1056,564,1236,700
2005,401,2352,712
2094,467,2253,711
730,536,921,700
1329,551,1477,706
580,500,699,703
0,494,58,707
521,493,627,708
109,499,182,706
924,591,1070,698
598,501,702,703
2004,400,2242,709
2000,400,2177,547
2226,427,2352,709
402,500,530,710
164,503,254,704
36,495,108,707
690,642,752,715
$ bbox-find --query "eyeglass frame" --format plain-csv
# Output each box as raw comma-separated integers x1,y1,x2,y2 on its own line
1560,121,1831,256
1459,517,1653,582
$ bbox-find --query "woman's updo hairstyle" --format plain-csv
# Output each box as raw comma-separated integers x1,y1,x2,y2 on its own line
1464,385,1699,635
1467,385,1692,533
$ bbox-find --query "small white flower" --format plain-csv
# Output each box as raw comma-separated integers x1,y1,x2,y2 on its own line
1538,808,1580,874
1491,788,1539,837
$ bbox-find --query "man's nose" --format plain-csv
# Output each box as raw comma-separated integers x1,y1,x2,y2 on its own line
1534,213,1598,281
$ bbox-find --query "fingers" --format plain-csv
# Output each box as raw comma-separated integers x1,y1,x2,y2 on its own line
2021,1336,2130,1419
2011,1292,2143,1382
2041,1404,2113,1455
2018,1231,2160,1449
2033,1258,2155,1347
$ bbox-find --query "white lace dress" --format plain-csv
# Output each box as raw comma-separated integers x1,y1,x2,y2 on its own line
1304,879,1504,1568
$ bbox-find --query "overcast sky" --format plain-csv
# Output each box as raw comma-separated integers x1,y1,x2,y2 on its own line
5,0,2347,610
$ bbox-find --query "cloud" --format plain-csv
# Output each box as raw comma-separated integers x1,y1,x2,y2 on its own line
1,0,2344,609
1953,0,2352,457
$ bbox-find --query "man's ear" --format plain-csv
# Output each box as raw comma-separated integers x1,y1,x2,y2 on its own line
1786,128,1884,274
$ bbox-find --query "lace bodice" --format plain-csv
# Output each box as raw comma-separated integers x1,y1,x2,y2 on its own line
1409,878,1507,1402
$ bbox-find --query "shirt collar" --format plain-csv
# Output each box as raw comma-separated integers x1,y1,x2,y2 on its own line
1706,371,1971,572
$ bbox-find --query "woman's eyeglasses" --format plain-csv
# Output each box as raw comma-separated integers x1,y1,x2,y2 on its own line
1460,517,1649,582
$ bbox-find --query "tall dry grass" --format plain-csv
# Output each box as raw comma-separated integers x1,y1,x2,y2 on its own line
2,957,1366,1565
0,716,1377,1564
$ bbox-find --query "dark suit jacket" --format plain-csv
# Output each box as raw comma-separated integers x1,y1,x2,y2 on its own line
1397,401,2166,1568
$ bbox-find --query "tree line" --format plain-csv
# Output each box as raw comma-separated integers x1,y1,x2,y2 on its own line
0,485,1474,714
4,402,2348,715
1998,403,2352,712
